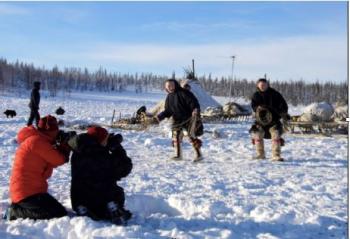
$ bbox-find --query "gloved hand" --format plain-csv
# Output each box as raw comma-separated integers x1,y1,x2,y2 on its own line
156,113,165,122
108,133,123,151
152,116,160,124
280,112,291,121
144,116,159,125
280,113,291,132
255,106,264,118
192,108,199,117
256,105,263,111
57,143,72,163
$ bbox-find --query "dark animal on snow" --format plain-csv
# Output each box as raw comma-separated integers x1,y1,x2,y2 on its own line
4,110,17,118
55,107,65,115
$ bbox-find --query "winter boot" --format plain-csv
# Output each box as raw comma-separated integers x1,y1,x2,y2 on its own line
76,205,88,216
191,138,203,162
171,142,182,160
271,127,284,161
118,208,132,222
252,138,265,160
193,147,203,162
250,128,265,160
107,202,124,225
171,130,183,160
76,205,100,220
271,139,284,161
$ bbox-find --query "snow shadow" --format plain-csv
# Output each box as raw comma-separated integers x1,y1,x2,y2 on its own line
284,157,348,169
126,194,181,218
0,232,24,239
143,215,347,238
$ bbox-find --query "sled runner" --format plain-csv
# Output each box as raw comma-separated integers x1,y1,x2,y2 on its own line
287,120,348,135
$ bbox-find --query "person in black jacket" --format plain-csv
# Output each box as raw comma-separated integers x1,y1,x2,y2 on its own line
157,79,203,162
27,81,41,127
68,126,132,225
250,78,289,161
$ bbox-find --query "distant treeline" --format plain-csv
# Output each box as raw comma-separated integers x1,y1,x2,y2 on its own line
200,76,348,106
0,58,347,105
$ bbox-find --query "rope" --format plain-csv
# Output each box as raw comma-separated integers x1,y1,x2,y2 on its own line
163,115,202,137
170,117,192,129
189,115,198,137
256,107,273,126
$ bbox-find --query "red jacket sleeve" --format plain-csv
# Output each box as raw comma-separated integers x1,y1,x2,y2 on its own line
33,138,66,167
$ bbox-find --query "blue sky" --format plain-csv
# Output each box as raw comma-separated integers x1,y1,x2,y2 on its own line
0,1,347,82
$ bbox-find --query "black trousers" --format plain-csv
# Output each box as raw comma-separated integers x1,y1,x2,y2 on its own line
9,193,67,220
27,109,40,126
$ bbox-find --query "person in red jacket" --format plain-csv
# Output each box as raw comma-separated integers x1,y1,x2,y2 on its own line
6,115,69,220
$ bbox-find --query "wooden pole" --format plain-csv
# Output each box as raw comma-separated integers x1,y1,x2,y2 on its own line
111,109,116,126
192,59,195,80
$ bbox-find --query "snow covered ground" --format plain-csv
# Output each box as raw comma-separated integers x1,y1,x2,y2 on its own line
0,90,348,239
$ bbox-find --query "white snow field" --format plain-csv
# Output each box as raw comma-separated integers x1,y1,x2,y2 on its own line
0,90,348,239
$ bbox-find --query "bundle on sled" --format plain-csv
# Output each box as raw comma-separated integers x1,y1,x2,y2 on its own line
201,102,252,123
288,102,348,135
201,106,223,122
222,102,252,120
331,102,348,122
110,106,159,131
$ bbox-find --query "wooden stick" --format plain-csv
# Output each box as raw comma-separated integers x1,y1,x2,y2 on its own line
111,109,116,126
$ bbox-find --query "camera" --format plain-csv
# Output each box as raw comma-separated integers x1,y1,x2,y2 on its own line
107,133,123,151
56,130,77,145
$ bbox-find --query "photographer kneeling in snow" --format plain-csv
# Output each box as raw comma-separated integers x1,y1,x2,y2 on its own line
68,126,132,225
6,115,70,220
157,79,204,162
250,78,289,161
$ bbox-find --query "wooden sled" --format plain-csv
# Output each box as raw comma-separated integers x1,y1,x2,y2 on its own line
110,110,158,131
201,113,252,124
287,121,348,135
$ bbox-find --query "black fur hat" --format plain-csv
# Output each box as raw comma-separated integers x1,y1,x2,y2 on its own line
256,78,267,84
33,81,41,88
165,79,181,90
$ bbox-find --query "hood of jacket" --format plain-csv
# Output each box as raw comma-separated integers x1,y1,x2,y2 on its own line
17,126,54,144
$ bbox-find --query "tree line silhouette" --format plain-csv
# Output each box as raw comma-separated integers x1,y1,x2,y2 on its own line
0,58,347,105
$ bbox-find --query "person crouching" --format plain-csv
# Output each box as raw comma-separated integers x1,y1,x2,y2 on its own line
68,126,132,225
7,115,70,220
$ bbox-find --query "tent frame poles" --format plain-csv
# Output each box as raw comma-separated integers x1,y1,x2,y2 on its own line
192,59,195,80
229,56,235,103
